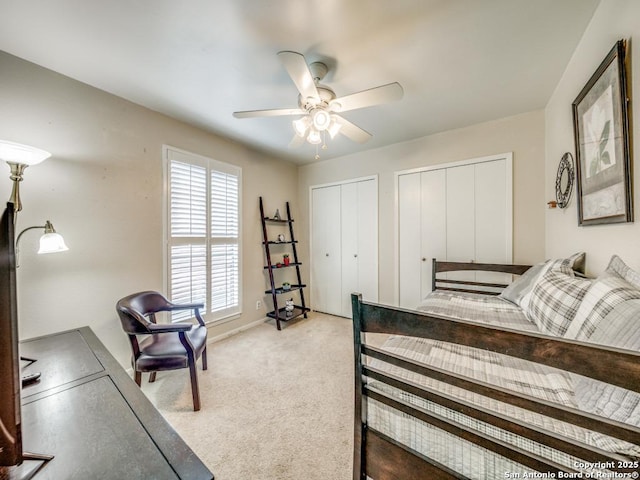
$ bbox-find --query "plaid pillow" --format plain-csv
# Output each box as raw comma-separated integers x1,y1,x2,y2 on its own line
564,271,640,340
527,264,592,336
518,253,586,313
607,254,640,289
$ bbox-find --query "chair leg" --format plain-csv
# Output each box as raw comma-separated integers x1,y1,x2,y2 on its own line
149,372,157,383
134,371,142,386
201,346,208,371
188,359,201,411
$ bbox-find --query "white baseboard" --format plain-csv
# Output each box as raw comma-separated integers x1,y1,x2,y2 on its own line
207,317,267,344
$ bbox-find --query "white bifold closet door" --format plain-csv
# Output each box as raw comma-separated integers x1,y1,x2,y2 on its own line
311,184,343,316
311,178,378,317
398,155,512,309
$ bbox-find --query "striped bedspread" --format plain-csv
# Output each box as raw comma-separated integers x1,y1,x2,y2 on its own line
367,291,634,478
368,336,621,479
417,290,537,332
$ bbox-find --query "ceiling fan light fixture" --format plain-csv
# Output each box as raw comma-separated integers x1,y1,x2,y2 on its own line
307,129,322,145
311,109,331,131
292,117,310,137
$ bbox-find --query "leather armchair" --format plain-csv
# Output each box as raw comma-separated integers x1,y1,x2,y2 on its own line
116,291,208,411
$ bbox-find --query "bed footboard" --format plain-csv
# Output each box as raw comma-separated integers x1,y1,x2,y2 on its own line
351,293,640,480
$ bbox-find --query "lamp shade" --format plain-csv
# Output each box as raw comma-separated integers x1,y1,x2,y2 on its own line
0,140,51,166
37,221,68,254
307,129,322,145
292,117,310,137
38,232,69,254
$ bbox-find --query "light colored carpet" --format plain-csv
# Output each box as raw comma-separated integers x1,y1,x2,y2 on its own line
142,312,354,480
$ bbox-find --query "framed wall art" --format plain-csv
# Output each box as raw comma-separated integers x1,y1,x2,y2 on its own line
572,39,632,226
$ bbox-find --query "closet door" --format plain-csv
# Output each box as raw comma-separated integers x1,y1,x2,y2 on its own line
311,185,342,315
356,179,378,304
420,169,447,299
446,164,475,283
398,173,422,308
398,169,447,309
397,155,512,307
341,183,359,316
475,159,510,284
341,179,378,317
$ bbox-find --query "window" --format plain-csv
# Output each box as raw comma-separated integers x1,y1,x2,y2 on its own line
164,146,241,323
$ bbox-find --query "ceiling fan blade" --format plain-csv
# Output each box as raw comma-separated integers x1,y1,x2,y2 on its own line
233,108,305,119
277,51,320,103
288,134,305,149
330,82,404,113
334,115,372,144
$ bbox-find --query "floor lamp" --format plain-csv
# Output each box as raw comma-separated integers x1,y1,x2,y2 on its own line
0,139,68,480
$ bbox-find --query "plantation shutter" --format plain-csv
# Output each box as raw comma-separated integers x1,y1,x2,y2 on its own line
166,147,241,323
210,169,240,316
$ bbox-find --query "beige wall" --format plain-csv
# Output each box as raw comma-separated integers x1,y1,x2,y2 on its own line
545,0,640,276
298,110,546,307
0,52,298,368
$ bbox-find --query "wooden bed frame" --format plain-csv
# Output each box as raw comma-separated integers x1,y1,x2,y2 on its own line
352,260,640,479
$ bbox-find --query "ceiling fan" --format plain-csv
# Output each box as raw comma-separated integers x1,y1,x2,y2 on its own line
233,51,403,154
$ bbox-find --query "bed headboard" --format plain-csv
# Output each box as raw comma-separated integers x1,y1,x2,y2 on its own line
432,258,531,295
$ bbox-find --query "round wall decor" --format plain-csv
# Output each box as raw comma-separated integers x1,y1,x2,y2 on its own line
555,152,574,209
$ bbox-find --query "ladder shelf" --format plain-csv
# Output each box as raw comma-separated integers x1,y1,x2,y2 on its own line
259,197,309,330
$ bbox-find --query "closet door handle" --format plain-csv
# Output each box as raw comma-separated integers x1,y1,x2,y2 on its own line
354,254,358,258
326,253,329,257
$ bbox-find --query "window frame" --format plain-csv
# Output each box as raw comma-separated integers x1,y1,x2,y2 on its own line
163,145,242,324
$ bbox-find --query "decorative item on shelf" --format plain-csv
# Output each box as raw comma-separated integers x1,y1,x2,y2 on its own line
276,262,282,268
282,282,291,291
273,209,281,221
277,234,285,242
572,39,632,225
283,254,290,266
285,298,294,317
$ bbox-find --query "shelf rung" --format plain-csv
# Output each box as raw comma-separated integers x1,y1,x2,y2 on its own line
266,306,310,321
265,284,306,295
264,262,301,269
264,217,294,223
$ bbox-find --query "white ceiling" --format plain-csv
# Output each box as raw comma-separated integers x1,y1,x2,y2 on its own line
0,0,600,164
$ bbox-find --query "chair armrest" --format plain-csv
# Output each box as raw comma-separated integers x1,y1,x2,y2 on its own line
167,302,205,311
147,322,192,334
166,302,206,326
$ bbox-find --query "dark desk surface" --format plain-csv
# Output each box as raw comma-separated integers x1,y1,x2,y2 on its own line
19,327,214,480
